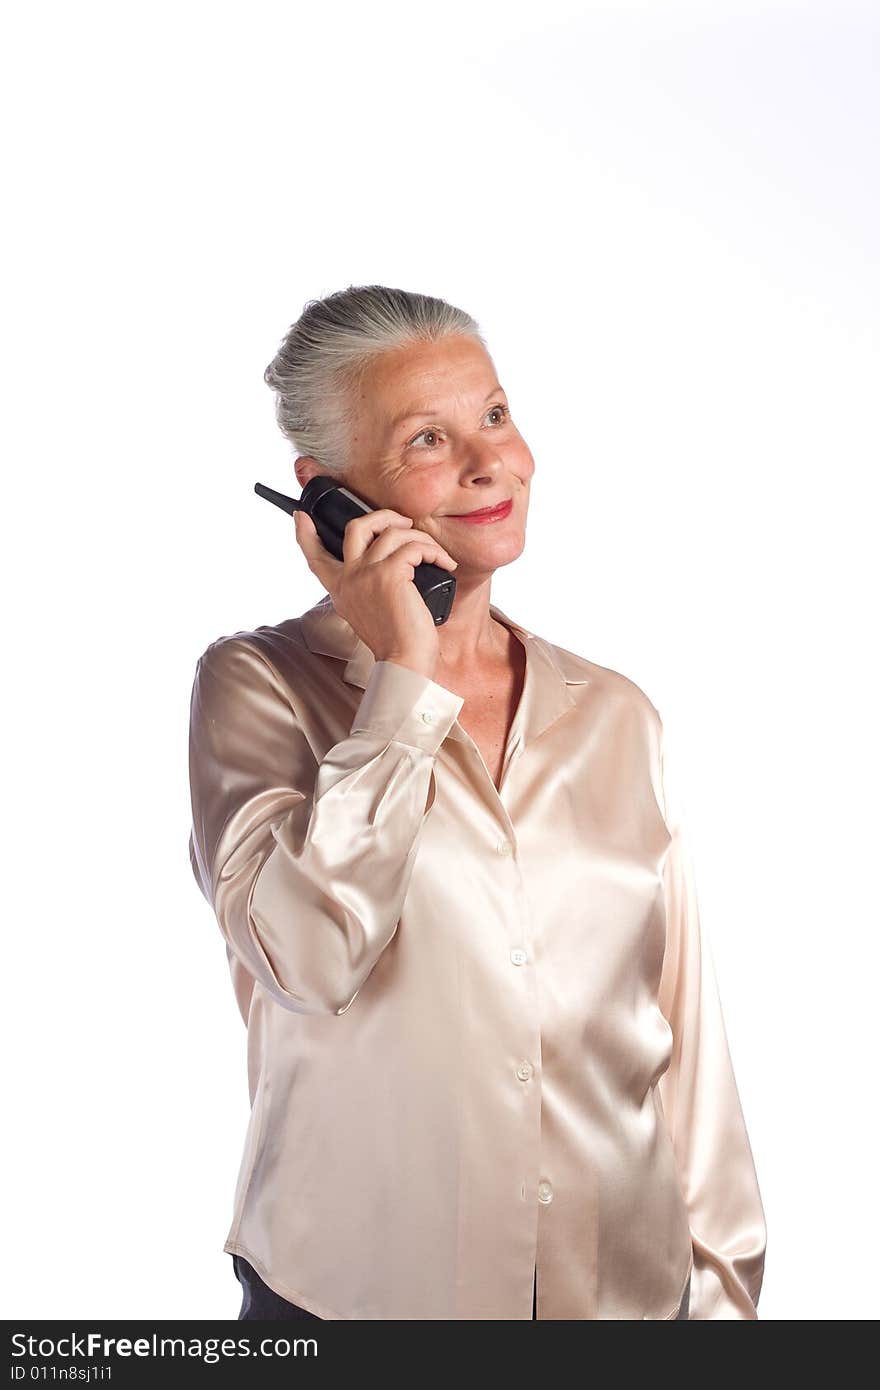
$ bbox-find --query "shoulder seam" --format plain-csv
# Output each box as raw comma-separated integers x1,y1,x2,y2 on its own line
202,633,303,723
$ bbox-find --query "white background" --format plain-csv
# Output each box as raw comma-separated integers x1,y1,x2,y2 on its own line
3,0,877,1320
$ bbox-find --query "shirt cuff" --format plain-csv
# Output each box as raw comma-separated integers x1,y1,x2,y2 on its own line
350,660,464,753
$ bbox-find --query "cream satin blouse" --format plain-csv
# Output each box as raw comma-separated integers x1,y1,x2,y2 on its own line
187,594,767,1320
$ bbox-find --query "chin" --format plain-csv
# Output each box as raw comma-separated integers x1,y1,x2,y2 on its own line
461,538,525,571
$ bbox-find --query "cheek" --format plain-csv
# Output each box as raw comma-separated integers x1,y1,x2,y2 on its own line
512,441,536,482
398,477,448,519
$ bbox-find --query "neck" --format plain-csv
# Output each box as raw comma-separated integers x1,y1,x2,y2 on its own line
434,580,509,672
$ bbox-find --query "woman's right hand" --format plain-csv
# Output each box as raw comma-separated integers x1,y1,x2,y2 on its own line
293,507,458,681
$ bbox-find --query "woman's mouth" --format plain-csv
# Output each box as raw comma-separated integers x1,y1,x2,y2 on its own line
447,498,513,525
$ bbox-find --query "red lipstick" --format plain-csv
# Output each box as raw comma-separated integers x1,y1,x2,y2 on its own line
447,498,513,525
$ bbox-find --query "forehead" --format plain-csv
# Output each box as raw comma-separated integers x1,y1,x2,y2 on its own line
363,336,496,417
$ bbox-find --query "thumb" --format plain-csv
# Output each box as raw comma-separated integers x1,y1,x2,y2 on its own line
294,507,330,571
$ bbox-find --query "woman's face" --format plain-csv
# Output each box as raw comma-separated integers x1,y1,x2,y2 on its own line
306,334,535,579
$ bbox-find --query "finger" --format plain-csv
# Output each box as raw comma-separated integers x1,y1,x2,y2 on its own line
294,508,341,579
356,521,453,566
397,538,459,571
383,527,458,569
293,508,316,542
342,509,413,562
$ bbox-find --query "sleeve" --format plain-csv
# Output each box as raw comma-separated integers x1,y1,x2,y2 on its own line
187,636,464,1016
654,716,768,1319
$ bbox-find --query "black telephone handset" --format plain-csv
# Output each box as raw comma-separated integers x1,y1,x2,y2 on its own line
254,476,457,625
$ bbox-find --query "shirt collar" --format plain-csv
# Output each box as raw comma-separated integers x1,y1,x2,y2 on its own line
298,594,590,746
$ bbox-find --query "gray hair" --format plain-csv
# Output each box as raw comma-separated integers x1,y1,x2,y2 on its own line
263,284,488,476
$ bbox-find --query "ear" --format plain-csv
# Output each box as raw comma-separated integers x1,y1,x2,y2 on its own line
294,455,321,490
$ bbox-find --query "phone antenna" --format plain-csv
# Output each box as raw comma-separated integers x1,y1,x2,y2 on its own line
254,483,303,514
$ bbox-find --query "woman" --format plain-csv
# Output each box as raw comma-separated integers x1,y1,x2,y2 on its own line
188,284,767,1321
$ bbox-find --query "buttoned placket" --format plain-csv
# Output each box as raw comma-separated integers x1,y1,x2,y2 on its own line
298,597,591,1319
446,645,548,1318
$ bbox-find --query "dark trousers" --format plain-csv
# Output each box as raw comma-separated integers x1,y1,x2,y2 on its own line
233,1253,539,1319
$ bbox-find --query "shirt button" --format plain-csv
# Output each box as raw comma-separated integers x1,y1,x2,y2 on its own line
537,1179,554,1204
419,708,437,724
510,948,528,966
516,1061,533,1081
497,839,513,856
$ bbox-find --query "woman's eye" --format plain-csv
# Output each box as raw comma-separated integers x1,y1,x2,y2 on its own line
409,428,441,449
407,404,510,449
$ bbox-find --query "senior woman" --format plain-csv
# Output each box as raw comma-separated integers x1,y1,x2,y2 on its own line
187,284,767,1321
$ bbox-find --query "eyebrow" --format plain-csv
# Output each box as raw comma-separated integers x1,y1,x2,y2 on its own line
390,385,505,431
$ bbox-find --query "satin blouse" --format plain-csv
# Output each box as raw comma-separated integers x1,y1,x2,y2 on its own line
187,593,767,1320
